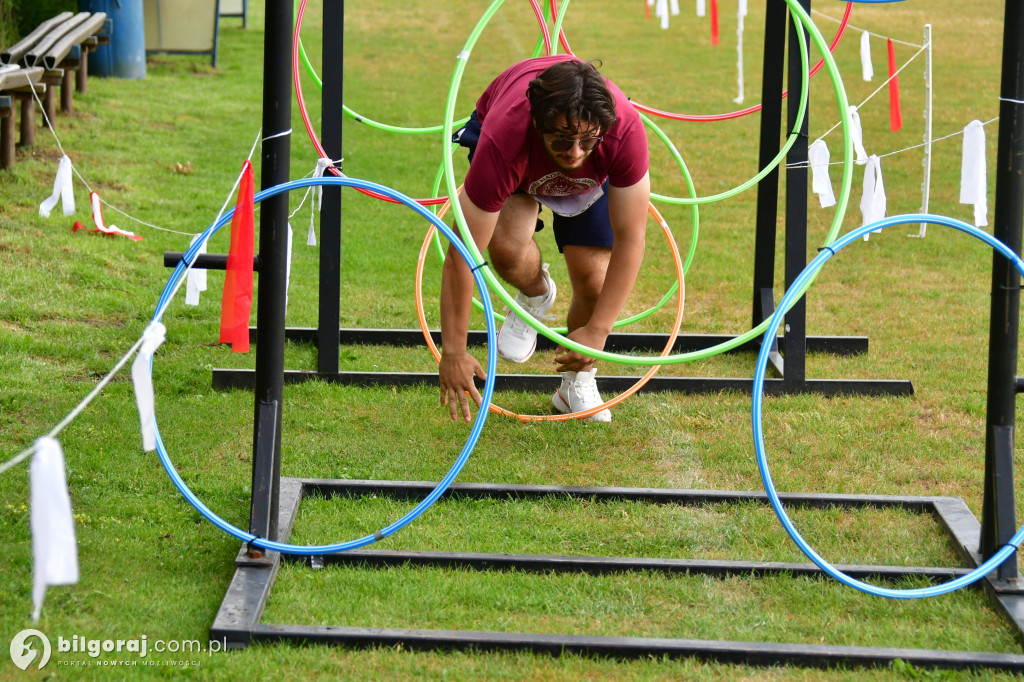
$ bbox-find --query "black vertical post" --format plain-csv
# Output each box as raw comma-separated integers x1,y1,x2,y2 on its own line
751,0,787,339
249,0,292,550
318,0,343,374
782,0,809,386
980,0,1024,581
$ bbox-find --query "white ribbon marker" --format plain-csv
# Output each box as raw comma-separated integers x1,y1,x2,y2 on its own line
285,223,294,314
39,155,75,218
656,0,670,28
131,321,167,452
860,155,886,240
848,106,869,165
960,119,988,227
185,234,208,306
31,437,79,622
696,0,706,17
733,0,747,103
309,157,333,246
808,140,836,208
860,31,873,82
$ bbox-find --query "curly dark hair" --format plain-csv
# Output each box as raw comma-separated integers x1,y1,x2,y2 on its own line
527,59,617,136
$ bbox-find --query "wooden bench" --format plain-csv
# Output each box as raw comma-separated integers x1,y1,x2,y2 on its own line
0,65,43,167
0,12,107,167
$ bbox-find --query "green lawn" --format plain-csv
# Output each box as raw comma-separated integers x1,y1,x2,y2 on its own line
2,0,1024,679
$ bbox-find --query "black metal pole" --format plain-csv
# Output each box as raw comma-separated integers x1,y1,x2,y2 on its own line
782,0,809,386
318,0,343,374
750,0,787,331
980,0,1024,580
249,0,292,548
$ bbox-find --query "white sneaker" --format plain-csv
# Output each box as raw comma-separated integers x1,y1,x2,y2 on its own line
497,264,556,363
552,368,612,423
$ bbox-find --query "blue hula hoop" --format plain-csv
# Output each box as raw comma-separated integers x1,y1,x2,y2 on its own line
752,213,1024,598
149,176,498,555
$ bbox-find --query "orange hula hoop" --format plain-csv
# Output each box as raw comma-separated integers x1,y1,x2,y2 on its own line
415,194,685,422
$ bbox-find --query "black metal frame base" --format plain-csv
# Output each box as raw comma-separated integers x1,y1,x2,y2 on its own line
211,328,914,396
210,478,1024,672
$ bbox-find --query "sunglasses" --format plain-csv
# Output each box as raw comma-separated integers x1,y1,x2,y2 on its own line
546,135,603,153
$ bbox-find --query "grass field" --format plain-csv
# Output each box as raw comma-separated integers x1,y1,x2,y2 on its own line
2,0,1024,679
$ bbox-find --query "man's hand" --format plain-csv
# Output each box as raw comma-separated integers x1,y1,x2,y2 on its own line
439,352,486,422
554,325,607,373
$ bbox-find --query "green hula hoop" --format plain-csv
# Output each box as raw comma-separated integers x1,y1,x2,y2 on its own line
442,0,853,367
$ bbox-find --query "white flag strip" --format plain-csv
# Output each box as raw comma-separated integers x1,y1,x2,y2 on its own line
185,233,208,306
860,31,873,82
860,155,886,240
31,437,79,623
960,119,988,227
656,0,670,28
285,223,294,315
309,157,333,246
131,321,167,452
808,140,836,208
848,106,869,165
733,0,746,104
39,155,75,218
670,0,680,15
696,0,706,17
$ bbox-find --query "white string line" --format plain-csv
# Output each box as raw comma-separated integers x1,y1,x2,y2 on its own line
29,84,211,238
810,8,925,49
0,333,148,478
788,117,999,169
287,170,317,221
262,128,292,141
810,41,930,146
0,129,265,476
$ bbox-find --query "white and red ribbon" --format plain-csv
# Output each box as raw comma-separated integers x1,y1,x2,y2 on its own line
74,192,143,241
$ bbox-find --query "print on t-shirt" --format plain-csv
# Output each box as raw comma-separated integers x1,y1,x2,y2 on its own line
528,172,603,217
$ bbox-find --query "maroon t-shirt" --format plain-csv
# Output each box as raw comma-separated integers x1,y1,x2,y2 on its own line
464,55,649,217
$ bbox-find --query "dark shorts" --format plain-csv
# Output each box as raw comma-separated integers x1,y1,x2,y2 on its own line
453,111,615,254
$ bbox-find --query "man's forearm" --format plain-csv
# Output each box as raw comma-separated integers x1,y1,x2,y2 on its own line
587,232,646,336
440,247,476,356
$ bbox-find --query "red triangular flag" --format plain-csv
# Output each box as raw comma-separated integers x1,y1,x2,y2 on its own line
710,0,719,45
218,161,255,353
887,38,902,132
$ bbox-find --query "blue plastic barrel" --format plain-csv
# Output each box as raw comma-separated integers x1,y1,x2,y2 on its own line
78,0,146,78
